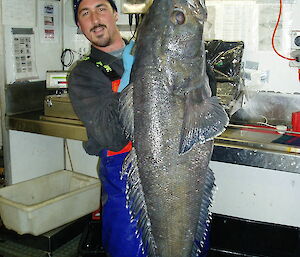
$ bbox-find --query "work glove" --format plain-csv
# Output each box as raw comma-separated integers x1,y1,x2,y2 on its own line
118,40,135,92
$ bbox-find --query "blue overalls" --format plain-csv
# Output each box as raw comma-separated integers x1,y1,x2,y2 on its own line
99,147,146,257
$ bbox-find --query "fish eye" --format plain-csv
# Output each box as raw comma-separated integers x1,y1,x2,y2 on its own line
171,9,185,25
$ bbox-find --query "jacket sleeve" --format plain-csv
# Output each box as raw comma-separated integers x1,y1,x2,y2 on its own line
68,61,129,153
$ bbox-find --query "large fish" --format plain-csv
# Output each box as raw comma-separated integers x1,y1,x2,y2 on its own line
119,0,229,256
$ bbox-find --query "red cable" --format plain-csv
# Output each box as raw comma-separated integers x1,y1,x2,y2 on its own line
271,0,296,61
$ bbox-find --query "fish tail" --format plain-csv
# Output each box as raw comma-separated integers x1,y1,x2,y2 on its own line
191,167,216,257
179,95,229,154
122,148,158,256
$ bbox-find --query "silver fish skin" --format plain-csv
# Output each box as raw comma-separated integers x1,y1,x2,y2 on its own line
120,0,229,256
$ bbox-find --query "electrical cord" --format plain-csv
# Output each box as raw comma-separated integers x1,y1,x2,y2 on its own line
61,48,75,69
256,115,287,134
64,139,74,172
271,0,296,61
129,14,135,38
129,13,143,41
61,48,86,70
131,14,142,40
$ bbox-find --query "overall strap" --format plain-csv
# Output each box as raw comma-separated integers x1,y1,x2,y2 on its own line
83,56,121,92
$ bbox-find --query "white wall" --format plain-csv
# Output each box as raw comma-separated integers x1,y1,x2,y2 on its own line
0,0,68,184
0,1,4,149
210,160,300,227
35,0,64,77
65,139,99,178
2,0,63,84
8,131,64,184
62,0,91,58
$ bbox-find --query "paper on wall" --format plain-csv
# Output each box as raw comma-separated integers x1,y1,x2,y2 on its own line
38,1,60,43
13,34,38,81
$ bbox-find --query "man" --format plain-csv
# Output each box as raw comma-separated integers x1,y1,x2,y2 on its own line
69,0,214,256
68,1,144,256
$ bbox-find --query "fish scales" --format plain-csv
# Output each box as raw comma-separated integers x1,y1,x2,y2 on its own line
120,0,229,256
134,84,214,257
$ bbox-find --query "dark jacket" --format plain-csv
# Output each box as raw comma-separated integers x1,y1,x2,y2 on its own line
68,46,129,155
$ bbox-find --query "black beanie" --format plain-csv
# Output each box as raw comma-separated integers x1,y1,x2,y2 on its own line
73,0,118,25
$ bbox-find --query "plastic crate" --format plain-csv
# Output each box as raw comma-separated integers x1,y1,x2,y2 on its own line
0,170,101,236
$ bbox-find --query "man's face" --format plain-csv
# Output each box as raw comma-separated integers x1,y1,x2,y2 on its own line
77,0,119,49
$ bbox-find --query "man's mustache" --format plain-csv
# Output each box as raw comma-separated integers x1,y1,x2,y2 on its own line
90,24,106,32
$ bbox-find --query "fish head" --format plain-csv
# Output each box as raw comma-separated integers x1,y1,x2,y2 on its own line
133,0,210,94
160,0,209,94
135,0,208,58
165,0,207,49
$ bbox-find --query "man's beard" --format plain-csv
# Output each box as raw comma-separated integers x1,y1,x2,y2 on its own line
93,35,111,48
90,24,111,48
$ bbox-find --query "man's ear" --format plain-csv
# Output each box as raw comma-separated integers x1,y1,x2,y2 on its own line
77,22,82,33
114,11,119,22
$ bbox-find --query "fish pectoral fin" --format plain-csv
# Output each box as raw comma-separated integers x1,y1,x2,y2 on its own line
179,91,229,154
119,83,134,141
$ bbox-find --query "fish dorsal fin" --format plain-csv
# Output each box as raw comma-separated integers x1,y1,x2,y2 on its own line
179,91,229,154
121,148,158,256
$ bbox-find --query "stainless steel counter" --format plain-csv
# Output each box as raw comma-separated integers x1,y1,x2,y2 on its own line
7,112,300,174
212,125,300,174
7,112,87,141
